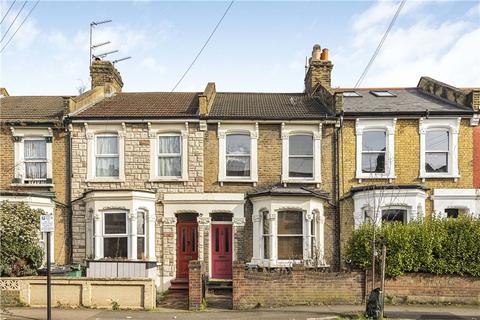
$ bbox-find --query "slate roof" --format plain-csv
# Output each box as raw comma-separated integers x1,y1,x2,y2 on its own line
72,92,200,119
340,88,473,116
0,96,67,121
248,186,330,200
208,92,333,120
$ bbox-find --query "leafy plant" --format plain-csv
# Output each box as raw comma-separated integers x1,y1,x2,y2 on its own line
345,216,480,277
0,201,44,276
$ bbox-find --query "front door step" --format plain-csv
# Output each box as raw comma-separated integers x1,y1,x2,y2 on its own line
207,279,232,290
170,278,189,291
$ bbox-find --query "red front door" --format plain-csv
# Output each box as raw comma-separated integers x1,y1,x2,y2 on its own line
176,221,198,279
211,224,232,279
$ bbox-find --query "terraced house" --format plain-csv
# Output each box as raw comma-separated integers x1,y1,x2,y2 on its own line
0,89,70,265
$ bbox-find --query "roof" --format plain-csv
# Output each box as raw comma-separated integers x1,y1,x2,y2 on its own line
247,186,330,200
350,184,428,194
340,88,473,116
208,92,333,120
72,92,200,119
0,96,67,121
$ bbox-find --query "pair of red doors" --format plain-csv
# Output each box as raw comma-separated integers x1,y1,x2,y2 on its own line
176,222,232,279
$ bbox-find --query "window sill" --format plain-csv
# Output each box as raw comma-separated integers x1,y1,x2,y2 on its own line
282,179,321,184
356,174,396,182
11,183,54,187
420,174,460,181
149,177,187,182
219,178,257,186
87,178,125,183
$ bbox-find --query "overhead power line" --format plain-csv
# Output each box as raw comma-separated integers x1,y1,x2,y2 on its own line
0,0,27,43
0,0,17,25
354,0,407,88
0,0,40,53
171,0,234,92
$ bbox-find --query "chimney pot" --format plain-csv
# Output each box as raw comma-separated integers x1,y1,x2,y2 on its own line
320,48,329,61
312,44,322,61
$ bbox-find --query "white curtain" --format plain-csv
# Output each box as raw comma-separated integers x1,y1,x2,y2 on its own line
24,140,47,179
96,136,119,177
158,136,180,154
158,136,181,176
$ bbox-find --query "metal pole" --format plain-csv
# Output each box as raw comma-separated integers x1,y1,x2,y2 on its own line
89,23,93,66
47,231,51,320
380,243,387,319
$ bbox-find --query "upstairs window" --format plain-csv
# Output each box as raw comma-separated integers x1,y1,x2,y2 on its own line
158,134,182,177
277,211,303,260
425,130,449,173
362,131,386,174
24,138,47,181
288,135,314,178
103,212,128,258
95,135,119,177
226,134,251,177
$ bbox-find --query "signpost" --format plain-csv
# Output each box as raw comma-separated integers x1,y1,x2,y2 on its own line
40,215,54,320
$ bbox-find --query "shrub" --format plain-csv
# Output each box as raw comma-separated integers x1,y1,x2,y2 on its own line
0,201,44,276
345,216,480,277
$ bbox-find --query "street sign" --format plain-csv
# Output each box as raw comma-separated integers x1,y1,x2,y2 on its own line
40,215,54,233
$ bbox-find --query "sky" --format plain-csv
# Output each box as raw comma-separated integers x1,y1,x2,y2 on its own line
0,0,479,96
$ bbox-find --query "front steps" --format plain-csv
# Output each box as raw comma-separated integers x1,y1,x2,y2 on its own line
206,279,232,309
157,278,189,310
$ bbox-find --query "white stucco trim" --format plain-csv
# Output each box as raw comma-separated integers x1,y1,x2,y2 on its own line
0,194,55,263
432,189,480,218
355,118,396,181
11,127,53,186
250,195,326,268
148,122,189,182
352,187,427,228
217,123,258,184
419,117,460,181
85,123,126,182
83,190,156,261
281,123,322,185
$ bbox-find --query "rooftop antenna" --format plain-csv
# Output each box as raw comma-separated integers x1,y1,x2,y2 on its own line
89,19,112,66
113,56,132,64
304,56,308,76
91,41,111,50
95,49,119,59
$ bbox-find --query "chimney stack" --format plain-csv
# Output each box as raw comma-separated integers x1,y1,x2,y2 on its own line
90,58,124,94
304,44,333,94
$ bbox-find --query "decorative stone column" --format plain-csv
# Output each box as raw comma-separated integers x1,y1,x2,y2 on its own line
197,215,211,265
93,211,102,260
161,216,177,280
233,217,246,261
128,211,137,260
147,211,156,261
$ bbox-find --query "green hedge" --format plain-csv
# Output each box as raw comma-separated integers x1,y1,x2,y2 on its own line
0,201,44,276
345,216,480,277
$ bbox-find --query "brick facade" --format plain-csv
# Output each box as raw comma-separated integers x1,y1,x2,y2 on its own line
474,125,480,188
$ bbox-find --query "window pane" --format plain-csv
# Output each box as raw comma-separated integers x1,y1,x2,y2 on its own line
425,153,448,172
137,237,145,259
137,212,145,235
445,208,459,218
263,236,270,259
96,157,119,177
96,136,118,155
104,212,126,234
382,209,406,223
289,135,313,156
226,134,250,155
225,227,229,253
278,211,303,235
362,131,386,152
158,157,181,176
158,136,180,154
226,156,250,176
104,237,127,258
192,228,197,253
362,153,385,173
25,162,47,179
278,237,303,260
262,212,269,235
426,130,449,151
289,158,313,177
24,140,46,159
215,227,219,252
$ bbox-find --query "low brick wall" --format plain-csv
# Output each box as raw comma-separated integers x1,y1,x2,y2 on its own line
232,262,365,309
232,262,480,309
0,277,156,310
188,260,205,311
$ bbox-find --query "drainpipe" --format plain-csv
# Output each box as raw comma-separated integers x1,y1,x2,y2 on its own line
67,122,73,264
334,114,343,270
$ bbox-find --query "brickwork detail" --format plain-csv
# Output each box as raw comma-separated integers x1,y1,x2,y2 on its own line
188,260,205,311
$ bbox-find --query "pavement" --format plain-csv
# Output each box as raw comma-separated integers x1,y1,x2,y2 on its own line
1,305,479,320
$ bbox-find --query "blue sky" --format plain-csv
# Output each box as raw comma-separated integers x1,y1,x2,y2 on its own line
1,0,479,95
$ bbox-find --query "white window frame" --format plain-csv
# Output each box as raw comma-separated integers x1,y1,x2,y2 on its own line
136,210,147,260
11,127,53,186
355,118,396,181
281,123,321,184
251,197,326,268
380,206,408,224
102,211,129,259
94,134,120,179
419,118,460,181
148,122,189,182
86,123,125,182
218,123,258,184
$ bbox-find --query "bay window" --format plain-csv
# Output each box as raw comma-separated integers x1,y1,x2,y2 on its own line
277,211,303,260
137,211,146,259
381,208,407,223
95,135,119,178
158,134,182,177
103,212,128,258
262,211,271,259
226,134,251,177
